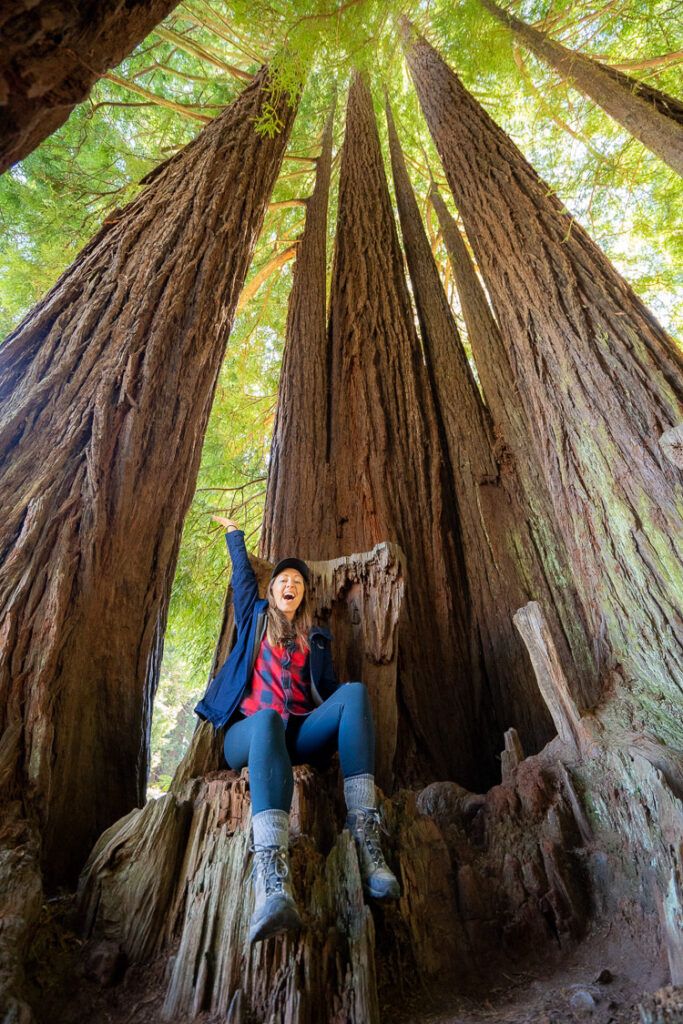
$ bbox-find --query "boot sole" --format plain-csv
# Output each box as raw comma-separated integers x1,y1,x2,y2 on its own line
249,900,302,943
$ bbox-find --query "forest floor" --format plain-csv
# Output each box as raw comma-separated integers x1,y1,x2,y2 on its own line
388,922,669,1023
24,892,670,1024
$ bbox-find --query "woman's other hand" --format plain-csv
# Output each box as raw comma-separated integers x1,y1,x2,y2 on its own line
211,515,241,533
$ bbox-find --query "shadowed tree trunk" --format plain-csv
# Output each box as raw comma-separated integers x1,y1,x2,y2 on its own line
478,0,683,175
0,0,182,174
0,65,298,885
386,100,560,754
428,183,598,711
404,27,683,741
259,101,335,563
323,72,496,790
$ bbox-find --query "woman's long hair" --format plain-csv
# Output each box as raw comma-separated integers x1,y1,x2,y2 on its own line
266,578,312,650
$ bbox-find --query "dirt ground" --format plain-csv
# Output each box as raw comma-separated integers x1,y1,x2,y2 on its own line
389,924,671,1023
24,893,673,1024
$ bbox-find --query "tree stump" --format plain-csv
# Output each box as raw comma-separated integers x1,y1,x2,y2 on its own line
68,701,683,1022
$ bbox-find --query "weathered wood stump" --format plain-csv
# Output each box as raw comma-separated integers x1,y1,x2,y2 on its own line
78,762,473,1022
78,700,682,1022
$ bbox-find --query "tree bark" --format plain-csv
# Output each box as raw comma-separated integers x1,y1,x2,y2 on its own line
259,102,335,563
478,0,683,175
386,100,559,755
324,73,496,790
428,184,598,712
0,65,297,885
0,0,182,174
404,27,683,743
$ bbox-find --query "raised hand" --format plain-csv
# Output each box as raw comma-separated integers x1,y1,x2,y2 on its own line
211,515,241,532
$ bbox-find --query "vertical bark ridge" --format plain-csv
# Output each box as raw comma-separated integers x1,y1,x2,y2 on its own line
478,0,683,175
404,28,683,739
1,0,182,173
0,65,298,884
386,99,559,753
429,183,598,710
260,100,336,563
325,72,496,788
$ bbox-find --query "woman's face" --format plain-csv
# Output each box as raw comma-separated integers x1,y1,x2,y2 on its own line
272,570,305,620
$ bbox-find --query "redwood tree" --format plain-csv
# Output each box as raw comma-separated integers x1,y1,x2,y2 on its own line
0,66,298,884
428,183,598,712
478,0,683,176
323,73,496,788
0,0,182,174
404,27,683,739
260,102,335,563
387,100,563,754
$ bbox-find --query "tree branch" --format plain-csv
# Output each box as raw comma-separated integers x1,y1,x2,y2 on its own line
237,244,298,311
154,25,253,81
103,73,212,122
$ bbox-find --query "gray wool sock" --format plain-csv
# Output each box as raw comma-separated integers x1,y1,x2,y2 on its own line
252,808,289,849
344,773,377,812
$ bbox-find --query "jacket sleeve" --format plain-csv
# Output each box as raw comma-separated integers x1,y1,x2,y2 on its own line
226,530,259,629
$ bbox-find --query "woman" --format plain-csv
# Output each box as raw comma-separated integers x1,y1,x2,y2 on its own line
194,517,400,944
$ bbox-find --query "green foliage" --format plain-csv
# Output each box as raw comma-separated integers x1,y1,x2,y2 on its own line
1,0,681,776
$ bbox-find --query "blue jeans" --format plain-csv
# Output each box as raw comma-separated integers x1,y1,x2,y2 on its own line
223,682,375,814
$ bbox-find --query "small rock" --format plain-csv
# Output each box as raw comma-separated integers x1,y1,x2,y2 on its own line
569,988,596,1016
597,968,614,984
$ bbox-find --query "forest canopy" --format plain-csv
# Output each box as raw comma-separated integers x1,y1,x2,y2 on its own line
2,0,681,784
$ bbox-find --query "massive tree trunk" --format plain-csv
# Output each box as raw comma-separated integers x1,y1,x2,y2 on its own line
323,73,496,789
386,100,560,755
0,65,297,885
428,183,598,712
404,27,683,743
0,0,182,174
478,0,683,175
259,103,335,563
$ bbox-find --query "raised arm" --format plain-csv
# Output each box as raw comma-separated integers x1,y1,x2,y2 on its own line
211,516,259,628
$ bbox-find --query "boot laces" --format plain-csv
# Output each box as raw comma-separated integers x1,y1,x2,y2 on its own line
355,808,388,868
249,843,289,898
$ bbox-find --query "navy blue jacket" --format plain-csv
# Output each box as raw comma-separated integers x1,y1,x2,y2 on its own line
194,530,339,729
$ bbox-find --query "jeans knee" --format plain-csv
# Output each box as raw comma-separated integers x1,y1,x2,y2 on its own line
344,681,369,703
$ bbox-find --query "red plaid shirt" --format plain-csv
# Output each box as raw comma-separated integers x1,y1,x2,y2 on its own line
239,635,314,722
